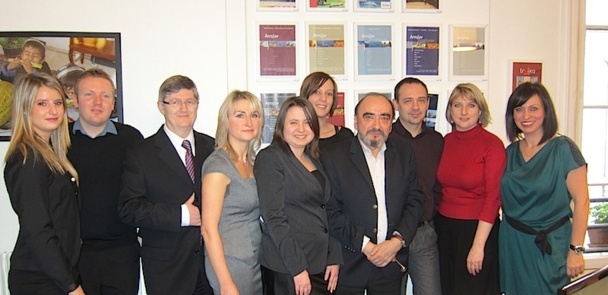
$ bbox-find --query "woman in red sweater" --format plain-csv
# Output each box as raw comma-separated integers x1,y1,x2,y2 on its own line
435,83,506,295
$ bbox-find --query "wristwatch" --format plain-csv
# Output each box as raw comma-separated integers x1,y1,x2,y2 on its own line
392,232,406,248
569,244,585,254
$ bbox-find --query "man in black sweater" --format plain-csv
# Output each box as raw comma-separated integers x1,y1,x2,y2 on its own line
67,68,143,295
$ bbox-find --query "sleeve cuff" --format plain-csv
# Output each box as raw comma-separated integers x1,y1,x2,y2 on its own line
181,204,190,226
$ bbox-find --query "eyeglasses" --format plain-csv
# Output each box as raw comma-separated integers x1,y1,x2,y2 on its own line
161,99,198,108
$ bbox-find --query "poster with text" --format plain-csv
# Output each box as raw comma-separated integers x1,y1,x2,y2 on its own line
356,24,392,77
261,92,296,143
308,24,345,76
406,26,439,76
512,62,542,91
260,25,297,76
451,26,486,78
356,91,392,101
404,0,439,11
325,92,345,126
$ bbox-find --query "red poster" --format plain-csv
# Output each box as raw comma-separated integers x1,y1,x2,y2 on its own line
512,62,542,91
325,92,345,127
259,25,296,76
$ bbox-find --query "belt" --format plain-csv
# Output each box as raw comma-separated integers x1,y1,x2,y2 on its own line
504,214,569,255
418,220,431,228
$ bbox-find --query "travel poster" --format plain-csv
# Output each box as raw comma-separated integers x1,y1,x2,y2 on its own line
261,92,296,143
357,25,392,76
259,25,296,76
451,26,486,77
512,62,542,91
308,24,345,75
309,0,346,9
406,26,439,76
325,92,345,126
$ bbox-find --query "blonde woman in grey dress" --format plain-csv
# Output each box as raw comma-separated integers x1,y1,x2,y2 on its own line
201,90,264,294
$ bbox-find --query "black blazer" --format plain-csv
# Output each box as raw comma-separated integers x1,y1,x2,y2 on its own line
320,137,424,287
4,150,81,293
118,126,214,295
254,145,343,276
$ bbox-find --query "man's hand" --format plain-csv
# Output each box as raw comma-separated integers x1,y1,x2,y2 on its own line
183,194,201,226
293,270,311,295
367,238,401,267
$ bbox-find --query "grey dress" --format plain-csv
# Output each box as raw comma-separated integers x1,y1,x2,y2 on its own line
202,149,262,294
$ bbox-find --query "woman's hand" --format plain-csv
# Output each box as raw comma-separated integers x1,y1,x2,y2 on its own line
68,285,85,295
466,245,485,276
566,251,585,278
325,264,339,293
293,270,311,295
220,281,240,295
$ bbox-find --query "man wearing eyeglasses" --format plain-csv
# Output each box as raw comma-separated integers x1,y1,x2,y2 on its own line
68,68,144,295
119,75,214,295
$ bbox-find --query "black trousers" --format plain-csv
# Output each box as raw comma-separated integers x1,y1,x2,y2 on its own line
262,265,331,295
79,240,141,295
9,269,65,295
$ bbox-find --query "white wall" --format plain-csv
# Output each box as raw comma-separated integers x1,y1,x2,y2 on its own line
0,0,578,257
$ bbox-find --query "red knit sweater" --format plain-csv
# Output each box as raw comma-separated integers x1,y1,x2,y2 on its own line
436,124,506,223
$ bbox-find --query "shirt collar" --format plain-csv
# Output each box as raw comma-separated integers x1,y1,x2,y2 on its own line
163,125,195,154
72,119,117,138
358,136,387,159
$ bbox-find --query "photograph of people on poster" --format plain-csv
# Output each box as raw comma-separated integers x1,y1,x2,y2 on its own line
404,0,439,11
405,26,439,76
356,0,392,10
325,91,346,127
451,26,486,78
511,61,542,91
261,92,296,143
308,24,345,76
356,24,392,78
259,25,297,76
308,0,347,10
0,32,122,140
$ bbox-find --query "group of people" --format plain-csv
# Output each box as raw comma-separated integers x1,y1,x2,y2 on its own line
4,67,589,295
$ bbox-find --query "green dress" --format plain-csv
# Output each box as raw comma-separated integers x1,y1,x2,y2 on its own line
499,136,586,295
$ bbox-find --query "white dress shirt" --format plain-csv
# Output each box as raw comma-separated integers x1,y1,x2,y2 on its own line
359,138,388,250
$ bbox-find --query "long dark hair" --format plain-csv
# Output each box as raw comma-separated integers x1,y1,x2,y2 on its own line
505,82,558,143
272,97,320,158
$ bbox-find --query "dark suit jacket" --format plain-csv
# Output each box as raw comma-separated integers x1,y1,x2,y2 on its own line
254,145,343,276
4,150,81,293
320,137,424,288
118,126,214,295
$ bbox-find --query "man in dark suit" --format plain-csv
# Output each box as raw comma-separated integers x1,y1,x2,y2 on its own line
118,75,214,295
320,93,425,295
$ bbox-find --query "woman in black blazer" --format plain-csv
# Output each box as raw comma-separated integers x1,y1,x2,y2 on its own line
254,97,343,295
4,73,84,295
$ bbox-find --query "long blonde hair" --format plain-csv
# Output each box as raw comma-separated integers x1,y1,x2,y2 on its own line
5,73,78,181
215,90,263,164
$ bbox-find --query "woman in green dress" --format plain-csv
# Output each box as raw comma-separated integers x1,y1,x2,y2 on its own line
499,82,590,294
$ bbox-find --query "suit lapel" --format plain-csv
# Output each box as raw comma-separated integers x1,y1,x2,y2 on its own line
155,128,193,186
349,139,375,192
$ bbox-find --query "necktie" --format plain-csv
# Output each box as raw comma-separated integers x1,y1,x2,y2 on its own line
182,140,195,183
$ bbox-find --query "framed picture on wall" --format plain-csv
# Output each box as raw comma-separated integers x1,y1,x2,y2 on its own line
258,0,298,11
404,25,440,78
307,0,348,11
354,23,394,80
511,61,542,91
0,31,123,141
260,91,297,144
258,23,298,80
354,0,394,12
403,0,440,12
325,91,347,127
355,90,392,101
307,23,346,79
449,25,488,81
